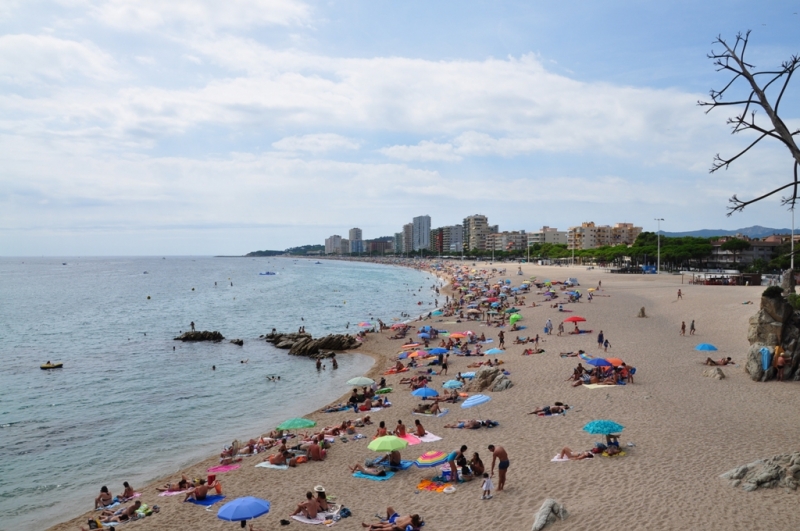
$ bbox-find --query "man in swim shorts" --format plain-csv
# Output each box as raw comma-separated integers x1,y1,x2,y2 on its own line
184,479,210,502
488,444,509,492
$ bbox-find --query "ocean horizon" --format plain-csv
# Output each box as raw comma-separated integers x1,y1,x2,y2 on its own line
0,256,438,531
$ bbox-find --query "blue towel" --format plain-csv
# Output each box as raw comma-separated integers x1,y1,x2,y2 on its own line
186,494,226,506
353,471,395,481
390,460,414,471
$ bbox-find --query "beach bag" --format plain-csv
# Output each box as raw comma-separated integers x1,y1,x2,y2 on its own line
339,507,352,518
87,519,104,529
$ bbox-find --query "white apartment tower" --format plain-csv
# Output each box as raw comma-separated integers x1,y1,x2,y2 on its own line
412,215,431,251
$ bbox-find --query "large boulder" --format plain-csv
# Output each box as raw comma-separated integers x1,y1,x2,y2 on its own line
464,365,513,392
174,330,224,342
265,332,360,357
531,498,569,531
720,452,800,491
745,294,800,381
702,367,726,380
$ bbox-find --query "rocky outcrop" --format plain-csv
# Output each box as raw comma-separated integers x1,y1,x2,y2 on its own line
230,339,244,346
531,498,568,531
702,367,725,380
720,452,800,491
174,330,224,342
464,365,513,392
745,293,800,381
265,332,361,357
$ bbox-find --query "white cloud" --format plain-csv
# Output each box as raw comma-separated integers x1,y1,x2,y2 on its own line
88,0,311,31
378,141,460,162
272,133,360,153
0,34,117,85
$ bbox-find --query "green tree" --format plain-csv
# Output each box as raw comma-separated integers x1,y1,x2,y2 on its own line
720,238,751,264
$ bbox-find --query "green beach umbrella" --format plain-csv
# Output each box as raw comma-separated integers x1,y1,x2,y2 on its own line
347,376,375,386
276,417,317,431
509,313,522,324
368,435,408,452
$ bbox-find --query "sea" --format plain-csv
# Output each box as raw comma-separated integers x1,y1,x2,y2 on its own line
0,256,438,531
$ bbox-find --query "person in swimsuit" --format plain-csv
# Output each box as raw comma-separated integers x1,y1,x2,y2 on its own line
528,403,568,415
120,482,135,501
95,486,113,509
361,511,422,530
349,464,387,476
488,444,509,492
414,419,426,437
184,479,210,502
290,491,318,519
557,447,594,460
101,501,141,523
447,445,467,482
156,475,190,492
394,420,407,437
705,357,733,366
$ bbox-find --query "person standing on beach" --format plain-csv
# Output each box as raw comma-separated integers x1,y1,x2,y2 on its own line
557,322,564,336
448,445,467,482
603,339,610,352
498,331,505,349
690,320,696,335
545,319,553,335
441,354,449,375
488,444,509,492
677,289,682,300
680,321,686,336
597,331,604,349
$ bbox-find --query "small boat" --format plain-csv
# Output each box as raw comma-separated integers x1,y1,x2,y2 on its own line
259,272,277,276
41,363,63,370
314,261,322,265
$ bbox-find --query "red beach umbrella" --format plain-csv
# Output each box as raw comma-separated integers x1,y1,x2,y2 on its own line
563,316,586,323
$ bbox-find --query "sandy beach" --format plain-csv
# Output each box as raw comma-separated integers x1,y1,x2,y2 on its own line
48,263,800,531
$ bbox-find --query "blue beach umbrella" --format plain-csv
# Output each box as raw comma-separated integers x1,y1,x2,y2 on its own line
420,325,432,332
485,348,504,355
412,387,439,398
218,497,271,526
491,302,500,307
695,343,718,351
429,348,448,354
418,333,431,339
586,358,612,367
582,420,624,435
398,352,409,359
431,310,443,316
461,394,491,409
442,380,463,389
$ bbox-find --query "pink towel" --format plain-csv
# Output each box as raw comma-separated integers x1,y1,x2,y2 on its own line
208,464,241,474
159,489,191,497
399,434,421,445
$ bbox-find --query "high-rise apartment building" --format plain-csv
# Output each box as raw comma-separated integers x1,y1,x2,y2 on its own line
348,228,363,254
412,215,431,251
486,231,527,251
324,235,342,255
402,223,414,253
462,214,490,251
394,232,404,254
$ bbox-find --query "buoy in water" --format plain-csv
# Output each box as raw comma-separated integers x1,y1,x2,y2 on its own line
192,288,195,291
147,296,151,299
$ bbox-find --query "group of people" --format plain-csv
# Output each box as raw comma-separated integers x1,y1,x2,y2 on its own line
569,362,633,386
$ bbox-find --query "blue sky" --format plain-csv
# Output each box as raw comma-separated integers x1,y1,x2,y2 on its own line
1,0,799,255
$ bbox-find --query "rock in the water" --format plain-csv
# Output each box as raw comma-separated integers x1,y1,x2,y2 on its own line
464,365,513,392
174,330,224,342
720,452,800,491
531,498,568,531
637,307,647,318
230,339,244,346
702,367,726,380
265,331,360,357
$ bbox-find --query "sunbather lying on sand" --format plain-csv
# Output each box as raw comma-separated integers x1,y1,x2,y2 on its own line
349,464,388,476
362,509,423,530
560,350,585,358
100,501,142,522
412,403,441,415
529,403,569,415
557,447,594,460
444,419,482,429
156,475,190,492
705,357,733,365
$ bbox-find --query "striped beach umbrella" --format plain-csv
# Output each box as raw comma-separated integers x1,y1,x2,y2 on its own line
442,380,463,389
414,450,448,468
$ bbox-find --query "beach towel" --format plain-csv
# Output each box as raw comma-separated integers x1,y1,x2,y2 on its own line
412,408,449,417
290,505,341,525
324,406,350,413
159,489,191,497
390,460,415,471
582,384,620,389
418,432,442,443
255,462,289,470
602,451,626,457
186,494,226,506
481,339,494,344
398,434,421,445
353,471,395,481
207,464,240,474
551,455,572,462
96,501,120,510
119,493,141,502
416,479,452,492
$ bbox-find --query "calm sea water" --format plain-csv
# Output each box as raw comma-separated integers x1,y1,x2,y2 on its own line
0,257,437,531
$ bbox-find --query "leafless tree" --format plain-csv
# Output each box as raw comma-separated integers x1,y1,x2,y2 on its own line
698,31,800,215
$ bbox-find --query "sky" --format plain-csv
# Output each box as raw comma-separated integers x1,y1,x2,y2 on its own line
1,0,799,256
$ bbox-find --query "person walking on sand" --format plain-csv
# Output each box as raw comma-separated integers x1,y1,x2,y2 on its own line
498,331,505,349
603,339,610,352
557,322,564,336
545,319,553,335
690,320,696,335
481,472,494,499
677,289,682,300
597,331,604,349
680,321,686,336
488,444,509,492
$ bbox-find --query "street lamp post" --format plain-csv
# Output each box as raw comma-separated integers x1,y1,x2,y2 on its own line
655,218,664,274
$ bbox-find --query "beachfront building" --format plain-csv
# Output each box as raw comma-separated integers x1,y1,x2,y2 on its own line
394,232,404,254
324,235,342,255
429,224,464,255
349,228,364,254
710,236,780,266
366,239,393,254
339,238,350,255
527,226,568,246
568,222,643,250
486,230,528,251
402,223,414,254
412,215,431,251
463,214,491,251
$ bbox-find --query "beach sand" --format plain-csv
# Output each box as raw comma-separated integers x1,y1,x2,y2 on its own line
47,264,800,531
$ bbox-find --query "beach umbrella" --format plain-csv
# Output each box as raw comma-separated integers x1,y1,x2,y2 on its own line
432,310,443,316
412,387,439,398
368,435,408,452
695,343,718,351
461,394,491,409
391,323,406,329
418,332,431,339
509,314,522,324
490,302,500,307
582,420,624,435
276,417,317,431
397,352,409,359
442,380,463,389
218,496,271,526
347,376,375,386
605,357,624,367
586,358,612,367
450,333,467,339
504,308,519,314
485,348,504,355
414,450,448,468
408,350,429,358
563,316,586,323
429,348,448,354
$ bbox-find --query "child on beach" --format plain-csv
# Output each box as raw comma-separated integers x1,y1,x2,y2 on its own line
481,472,493,499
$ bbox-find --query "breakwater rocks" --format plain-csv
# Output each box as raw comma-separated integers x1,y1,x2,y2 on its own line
745,289,800,381
174,330,225,342
265,332,361,357
720,452,800,491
